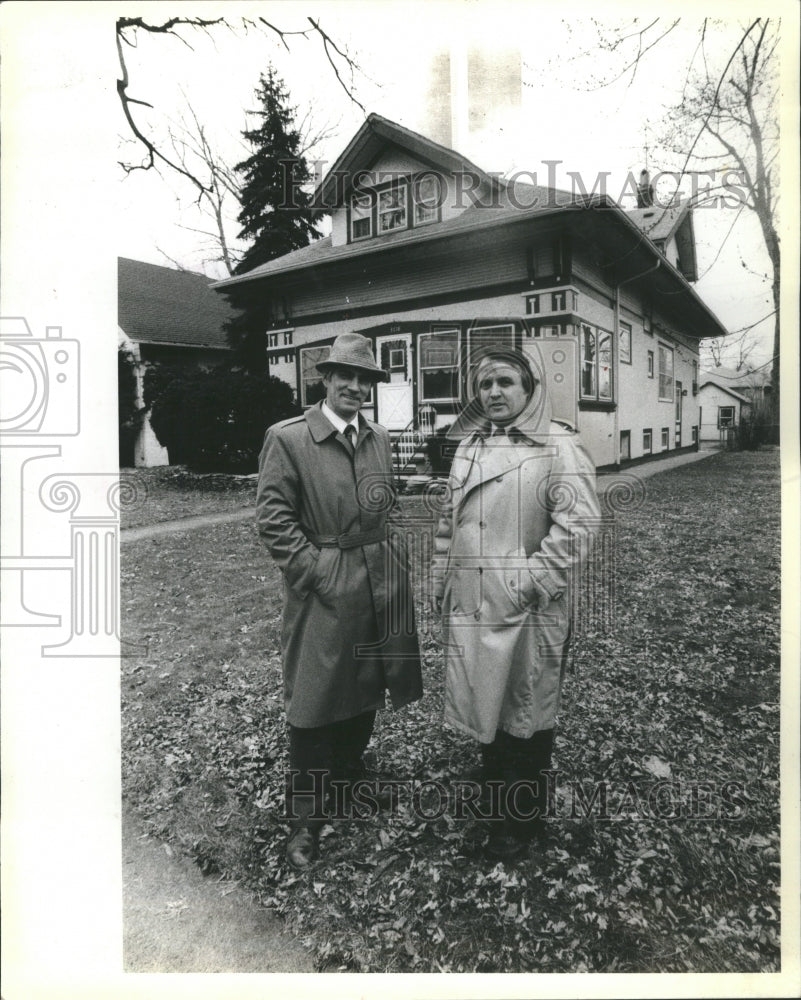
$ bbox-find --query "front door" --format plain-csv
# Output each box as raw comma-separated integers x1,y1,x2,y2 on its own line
375,333,413,429
675,381,683,446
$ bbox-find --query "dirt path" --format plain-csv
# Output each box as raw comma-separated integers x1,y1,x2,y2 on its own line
122,808,314,973
122,506,255,543
121,449,721,544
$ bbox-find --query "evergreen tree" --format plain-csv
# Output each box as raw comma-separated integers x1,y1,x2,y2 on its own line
234,67,321,273
223,66,321,371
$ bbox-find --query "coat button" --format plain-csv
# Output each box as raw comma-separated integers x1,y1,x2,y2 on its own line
509,579,517,589
474,610,481,620
496,475,503,482
478,567,483,574
479,521,486,528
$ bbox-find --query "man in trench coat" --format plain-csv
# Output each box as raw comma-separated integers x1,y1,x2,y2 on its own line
257,332,422,869
432,345,600,862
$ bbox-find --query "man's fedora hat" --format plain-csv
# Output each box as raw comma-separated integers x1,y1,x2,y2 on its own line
316,332,388,382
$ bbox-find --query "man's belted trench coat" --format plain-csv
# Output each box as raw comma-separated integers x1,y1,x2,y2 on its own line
257,403,422,728
431,371,600,744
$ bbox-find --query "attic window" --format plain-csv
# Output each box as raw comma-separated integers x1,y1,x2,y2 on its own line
351,193,373,240
379,186,407,232
413,174,441,226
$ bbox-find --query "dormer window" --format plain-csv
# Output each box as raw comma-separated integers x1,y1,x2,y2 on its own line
378,186,407,232
347,173,442,243
350,192,373,241
413,174,440,226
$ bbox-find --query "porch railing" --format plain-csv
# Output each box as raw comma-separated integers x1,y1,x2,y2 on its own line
391,404,437,483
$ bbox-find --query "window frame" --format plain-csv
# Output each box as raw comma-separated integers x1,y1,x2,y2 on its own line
718,405,736,428
643,428,652,454
299,345,332,408
349,191,374,241
661,427,670,450
580,322,614,402
377,183,408,234
658,342,675,402
619,321,632,365
647,350,654,378
412,173,443,227
418,329,461,403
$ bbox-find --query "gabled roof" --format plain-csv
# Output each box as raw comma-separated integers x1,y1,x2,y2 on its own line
210,114,726,339
698,379,751,404
313,112,504,207
626,203,688,242
701,365,772,390
626,201,698,281
119,257,237,349
213,181,575,288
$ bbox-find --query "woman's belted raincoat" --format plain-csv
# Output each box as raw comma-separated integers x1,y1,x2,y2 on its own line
431,354,600,744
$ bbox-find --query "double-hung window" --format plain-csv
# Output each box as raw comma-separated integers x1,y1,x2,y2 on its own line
350,193,373,241
413,174,441,226
378,186,407,233
580,323,613,400
418,330,459,402
658,343,674,401
619,321,632,364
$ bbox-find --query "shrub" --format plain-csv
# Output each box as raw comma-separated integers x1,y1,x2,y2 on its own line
144,363,299,472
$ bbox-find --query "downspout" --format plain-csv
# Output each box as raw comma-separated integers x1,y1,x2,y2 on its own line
614,256,661,467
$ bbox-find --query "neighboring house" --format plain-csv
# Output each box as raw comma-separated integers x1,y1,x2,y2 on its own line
118,257,237,466
701,364,773,406
697,376,751,444
212,114,729,471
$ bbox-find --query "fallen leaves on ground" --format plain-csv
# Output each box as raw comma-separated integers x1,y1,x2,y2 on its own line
122,449,781,973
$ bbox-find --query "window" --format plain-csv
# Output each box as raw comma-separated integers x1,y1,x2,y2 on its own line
643,428,652,454
419,330,459,402
691,425,698,445
718,406,735,428
619,321,632,365
300,345,331,407
620,430,631,461
647,350,654,378
350,192,373,240
467,324,515,371
580,323,613,400
378,186,407,232
413,174,442,226
658,343,674,401
661,427,670,450
692,359,698,395
540,324,561,338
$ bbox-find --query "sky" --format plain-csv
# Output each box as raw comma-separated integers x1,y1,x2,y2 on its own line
115,5,784,369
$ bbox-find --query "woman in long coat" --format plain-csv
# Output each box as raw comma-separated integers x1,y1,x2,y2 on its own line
432,345,600,861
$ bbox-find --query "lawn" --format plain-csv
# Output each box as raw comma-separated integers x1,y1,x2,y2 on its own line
121,449,781,973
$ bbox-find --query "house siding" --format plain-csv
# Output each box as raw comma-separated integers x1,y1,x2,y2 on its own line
699,384,745,442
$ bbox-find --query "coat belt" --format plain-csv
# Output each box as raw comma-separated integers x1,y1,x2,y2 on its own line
304,526,388,550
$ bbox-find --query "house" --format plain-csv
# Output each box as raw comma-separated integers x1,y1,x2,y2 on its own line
697,374,752,444
118,257,237,466
212,114,729,472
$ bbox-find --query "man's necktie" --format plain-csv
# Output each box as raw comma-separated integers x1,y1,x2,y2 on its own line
344,425,357,455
